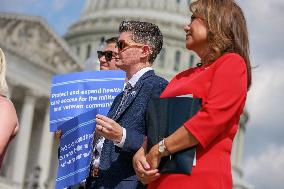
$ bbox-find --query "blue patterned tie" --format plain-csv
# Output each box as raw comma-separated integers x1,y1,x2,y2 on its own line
113,82,132,118
87,82,132,176
99,82,133,171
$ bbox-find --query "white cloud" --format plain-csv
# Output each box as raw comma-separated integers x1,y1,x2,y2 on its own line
52,0,68,11
236,0,284,155
237,0,284,60
243,144,284,189
246,58,284,129
236,1,284,188
237,0,284,129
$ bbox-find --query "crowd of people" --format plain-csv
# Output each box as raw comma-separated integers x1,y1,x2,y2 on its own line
1,0,251,189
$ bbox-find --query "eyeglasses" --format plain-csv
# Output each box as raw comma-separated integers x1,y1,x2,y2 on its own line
116,40,145,51
97,51,114,61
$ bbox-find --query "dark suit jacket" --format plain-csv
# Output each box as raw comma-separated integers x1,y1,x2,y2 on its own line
87,70,168,189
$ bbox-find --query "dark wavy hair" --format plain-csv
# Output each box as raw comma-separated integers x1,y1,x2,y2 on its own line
119,20,163,64
190,0,251,89
105,37,118,44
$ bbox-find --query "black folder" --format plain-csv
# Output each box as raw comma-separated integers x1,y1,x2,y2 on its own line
146,97,201,174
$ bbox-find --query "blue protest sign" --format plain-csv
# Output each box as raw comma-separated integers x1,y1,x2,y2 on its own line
55,109,98,189
50,70,125,131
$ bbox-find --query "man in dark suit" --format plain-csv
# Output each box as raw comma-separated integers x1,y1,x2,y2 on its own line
86,21,168,189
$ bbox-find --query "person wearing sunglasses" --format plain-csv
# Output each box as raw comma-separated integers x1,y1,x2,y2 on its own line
86,21,168,189
133,0,251,189
64,37,123,189
97,37,120,71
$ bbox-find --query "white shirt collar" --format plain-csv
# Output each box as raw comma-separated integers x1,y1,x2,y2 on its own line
127,67,153,88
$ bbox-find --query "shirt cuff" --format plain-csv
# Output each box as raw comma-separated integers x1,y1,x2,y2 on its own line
114,127,126,148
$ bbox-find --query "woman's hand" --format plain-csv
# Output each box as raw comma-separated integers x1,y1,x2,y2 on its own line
133,139,160,185
145,144,162,170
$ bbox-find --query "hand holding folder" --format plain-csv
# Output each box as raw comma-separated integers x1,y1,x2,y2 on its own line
146,97,201,174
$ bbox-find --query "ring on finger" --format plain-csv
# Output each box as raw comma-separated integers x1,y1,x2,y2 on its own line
100,126,103,132
141,173,144,178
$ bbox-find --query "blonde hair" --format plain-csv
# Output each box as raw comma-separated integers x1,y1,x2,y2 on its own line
0,48,9,97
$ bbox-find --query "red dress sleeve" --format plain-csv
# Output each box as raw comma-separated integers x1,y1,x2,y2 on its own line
184,54,248,148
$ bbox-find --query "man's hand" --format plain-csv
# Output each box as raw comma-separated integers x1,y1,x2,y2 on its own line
55,130,62,139
95,114,123,143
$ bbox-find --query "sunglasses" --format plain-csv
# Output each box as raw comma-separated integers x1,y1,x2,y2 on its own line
116,40,145,51
97,51,114,61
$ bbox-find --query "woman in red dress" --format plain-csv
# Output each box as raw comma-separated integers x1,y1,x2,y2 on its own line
133,0,251,188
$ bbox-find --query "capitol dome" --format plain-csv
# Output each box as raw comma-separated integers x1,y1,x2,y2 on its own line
65,0,198,80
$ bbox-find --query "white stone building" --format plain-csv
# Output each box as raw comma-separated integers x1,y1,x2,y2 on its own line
65,0,198,80
0,13,82,189
0,0,251,188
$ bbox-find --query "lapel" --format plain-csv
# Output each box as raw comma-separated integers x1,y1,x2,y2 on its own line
107,93,123,119
113,70,155,121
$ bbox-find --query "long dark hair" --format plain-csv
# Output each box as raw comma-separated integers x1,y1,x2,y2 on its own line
190,0,251,89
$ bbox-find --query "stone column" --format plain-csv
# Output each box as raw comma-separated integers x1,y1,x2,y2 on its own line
97,0,105,10
11,91,36,188
83,0,92,14
37,103,55,188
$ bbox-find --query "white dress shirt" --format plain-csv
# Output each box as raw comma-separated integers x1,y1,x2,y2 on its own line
93,67,153,167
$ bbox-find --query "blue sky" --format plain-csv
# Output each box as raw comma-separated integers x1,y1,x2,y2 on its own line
1,0,284,189
0,0,84,36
